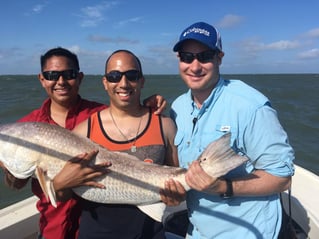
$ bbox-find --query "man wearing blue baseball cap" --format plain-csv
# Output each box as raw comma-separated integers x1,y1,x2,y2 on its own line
173,22,223,52
162,22,295,238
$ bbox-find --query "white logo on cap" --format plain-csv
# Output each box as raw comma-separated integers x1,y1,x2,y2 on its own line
183,27,210,37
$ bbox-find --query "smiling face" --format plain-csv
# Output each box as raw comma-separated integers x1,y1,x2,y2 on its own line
38,55,83,108
103,51,144,110
178,40,223,106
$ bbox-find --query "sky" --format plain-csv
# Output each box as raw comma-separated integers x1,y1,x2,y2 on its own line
0,0,318,75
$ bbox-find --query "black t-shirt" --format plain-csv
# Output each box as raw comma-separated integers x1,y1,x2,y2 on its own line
78,200,166,239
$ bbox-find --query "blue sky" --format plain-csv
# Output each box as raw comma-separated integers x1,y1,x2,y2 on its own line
1,0,318,75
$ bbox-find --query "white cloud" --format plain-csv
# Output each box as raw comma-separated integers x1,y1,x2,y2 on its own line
298,48,319,59
114,17,143,28
24,3,46,16
79,2,118,27
216,14,244,28
0,47,21,60
305,28,319,38
32,4,44,13
80,20,100,27
238,38,300,53
265,40,300,50
88,35,138,44
88,35,112,42
68,45,81,55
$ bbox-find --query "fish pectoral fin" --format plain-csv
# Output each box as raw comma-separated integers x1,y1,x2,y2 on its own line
137,202,166,222
35,167,57,207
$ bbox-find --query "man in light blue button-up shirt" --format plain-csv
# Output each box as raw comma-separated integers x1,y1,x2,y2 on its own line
163,22,294,239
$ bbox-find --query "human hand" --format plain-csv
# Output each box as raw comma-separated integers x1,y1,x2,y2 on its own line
53,150,111,192
143,94,167,115
1,162,29,189
160,179,186,206
185,160,219,192
3,168,29,189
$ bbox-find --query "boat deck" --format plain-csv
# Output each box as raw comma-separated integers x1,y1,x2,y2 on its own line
0,165,318,238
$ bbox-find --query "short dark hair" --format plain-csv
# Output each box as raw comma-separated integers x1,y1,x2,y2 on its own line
105,49,143,75
40,47,80,71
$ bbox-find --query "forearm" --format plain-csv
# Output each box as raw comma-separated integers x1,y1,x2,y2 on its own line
233,170,291,196
208,170,291,197
52,175,73,202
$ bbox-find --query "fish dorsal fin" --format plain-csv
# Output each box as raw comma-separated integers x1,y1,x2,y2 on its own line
137,202,166,222
35,167,57,207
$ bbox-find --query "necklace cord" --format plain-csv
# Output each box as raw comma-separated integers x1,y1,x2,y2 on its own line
109,108,143,152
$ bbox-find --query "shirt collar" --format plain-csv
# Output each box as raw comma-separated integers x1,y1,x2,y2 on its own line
187,77,225,117
38,95,83,129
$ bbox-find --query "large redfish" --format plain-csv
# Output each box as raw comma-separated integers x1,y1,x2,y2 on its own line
0,122,247,221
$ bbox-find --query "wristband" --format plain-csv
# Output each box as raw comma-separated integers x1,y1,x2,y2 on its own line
220,178,233,199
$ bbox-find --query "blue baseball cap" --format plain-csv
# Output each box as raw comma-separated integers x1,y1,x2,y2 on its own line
173,22,223,52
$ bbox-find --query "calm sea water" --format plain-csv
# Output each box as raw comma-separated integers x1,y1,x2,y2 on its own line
0,74,318,209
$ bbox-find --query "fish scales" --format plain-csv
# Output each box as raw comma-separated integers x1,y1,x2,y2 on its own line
0,122,247,206
0,122,186,204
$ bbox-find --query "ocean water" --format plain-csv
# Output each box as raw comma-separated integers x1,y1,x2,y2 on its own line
0,74,318,209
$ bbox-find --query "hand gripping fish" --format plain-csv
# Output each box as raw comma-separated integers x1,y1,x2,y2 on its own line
0,122,248,221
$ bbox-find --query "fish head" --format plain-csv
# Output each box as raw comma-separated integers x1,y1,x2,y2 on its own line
0,143,39,179
0,123,42,178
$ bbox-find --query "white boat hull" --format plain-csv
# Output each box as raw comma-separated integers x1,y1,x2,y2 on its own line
0,165,318,239
0,196,38,239
281,165,319,238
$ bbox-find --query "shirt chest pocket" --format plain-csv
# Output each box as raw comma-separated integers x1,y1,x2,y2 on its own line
198,123,234,140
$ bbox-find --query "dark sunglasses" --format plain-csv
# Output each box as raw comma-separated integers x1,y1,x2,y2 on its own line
105,70,140,83
42,69,79,81
178,50,217,64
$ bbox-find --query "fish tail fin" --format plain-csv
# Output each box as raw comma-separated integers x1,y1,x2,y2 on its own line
138,202,166,222
35,167,57,207
199,133,248,178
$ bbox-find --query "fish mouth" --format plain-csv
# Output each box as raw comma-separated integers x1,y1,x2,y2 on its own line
198,157,206,163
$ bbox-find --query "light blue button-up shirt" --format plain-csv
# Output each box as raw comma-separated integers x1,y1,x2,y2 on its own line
170,77,295,239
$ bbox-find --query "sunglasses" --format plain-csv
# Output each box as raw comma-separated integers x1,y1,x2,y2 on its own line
105,70,140,83
42,69,79,81
178,50,216,64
